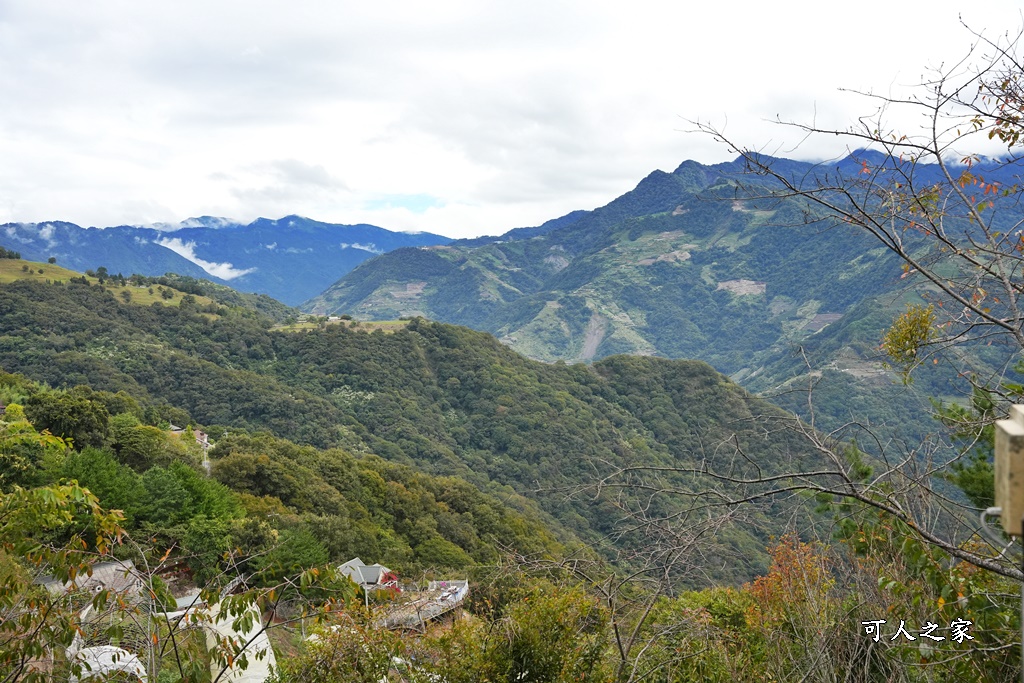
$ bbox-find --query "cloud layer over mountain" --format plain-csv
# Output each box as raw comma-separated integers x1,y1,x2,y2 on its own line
155,237,256,280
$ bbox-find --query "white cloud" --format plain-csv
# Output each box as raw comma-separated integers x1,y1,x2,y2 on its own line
339,242,382,254
155,237,256,280
3,225,34,244
38,223,56,247
0,2,1022,237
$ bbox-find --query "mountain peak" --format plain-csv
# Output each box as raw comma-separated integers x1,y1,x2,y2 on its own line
841,148,890,165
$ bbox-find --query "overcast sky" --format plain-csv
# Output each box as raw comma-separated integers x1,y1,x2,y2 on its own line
1,2,1022,238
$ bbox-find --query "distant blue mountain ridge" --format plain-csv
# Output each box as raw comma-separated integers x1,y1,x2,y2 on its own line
3,150,1017,307
0,215,451,306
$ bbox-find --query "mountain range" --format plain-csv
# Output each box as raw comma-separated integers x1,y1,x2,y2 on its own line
301,151,1024,436
308,151,1024,368
5,152,1017,437
305,157,891,374
304,156,888,364
0,215,450,305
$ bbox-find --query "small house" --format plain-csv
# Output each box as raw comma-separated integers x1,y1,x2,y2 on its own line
338,557,399,590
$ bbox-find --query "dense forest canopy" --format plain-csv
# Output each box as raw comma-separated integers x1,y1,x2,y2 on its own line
0,274,825,580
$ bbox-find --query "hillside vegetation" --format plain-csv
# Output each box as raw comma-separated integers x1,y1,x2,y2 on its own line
0,273,826,581
0,257,1016,681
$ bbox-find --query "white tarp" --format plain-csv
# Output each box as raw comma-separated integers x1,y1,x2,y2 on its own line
71,645,147,682
205,603,277,682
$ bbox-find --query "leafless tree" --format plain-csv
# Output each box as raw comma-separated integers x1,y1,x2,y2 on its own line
675,23,1024,580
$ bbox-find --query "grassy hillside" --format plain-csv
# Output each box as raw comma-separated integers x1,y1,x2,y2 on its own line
0,257,301,321
0,259,219,307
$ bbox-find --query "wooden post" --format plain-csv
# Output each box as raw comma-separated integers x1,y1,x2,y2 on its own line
995,405,1024,683
995,405,1024,536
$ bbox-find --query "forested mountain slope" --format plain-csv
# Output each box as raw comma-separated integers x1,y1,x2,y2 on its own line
0,271,821,580
305,153,1024,440
304,155,910,374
